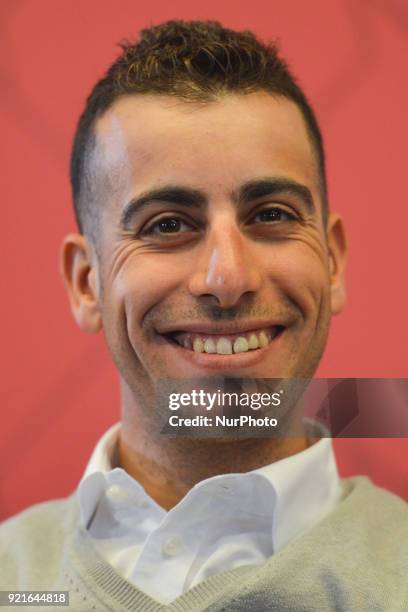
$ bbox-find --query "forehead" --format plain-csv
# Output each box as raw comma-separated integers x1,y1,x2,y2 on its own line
93,91,319,212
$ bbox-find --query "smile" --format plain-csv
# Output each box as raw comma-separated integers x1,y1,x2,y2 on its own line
165,326,284,355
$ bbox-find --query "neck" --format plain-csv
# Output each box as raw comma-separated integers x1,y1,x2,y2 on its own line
118,434,310,511
118,381,311,510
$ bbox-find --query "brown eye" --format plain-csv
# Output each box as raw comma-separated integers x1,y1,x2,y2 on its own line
144,216,194,235
157,218,181,233
254,208,293,223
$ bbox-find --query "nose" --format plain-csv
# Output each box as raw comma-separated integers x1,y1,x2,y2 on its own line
188,220,262,308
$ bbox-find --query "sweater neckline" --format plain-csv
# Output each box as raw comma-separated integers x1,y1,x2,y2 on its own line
68,478,356,611
72,525,258,611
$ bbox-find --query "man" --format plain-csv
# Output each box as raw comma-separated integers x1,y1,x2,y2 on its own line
1,20,407,611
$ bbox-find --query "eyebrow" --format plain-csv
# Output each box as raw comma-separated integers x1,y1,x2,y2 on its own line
120,177,315,228
121,187,205,228
236,178,315,212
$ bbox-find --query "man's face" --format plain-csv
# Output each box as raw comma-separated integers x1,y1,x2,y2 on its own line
71,92,346,395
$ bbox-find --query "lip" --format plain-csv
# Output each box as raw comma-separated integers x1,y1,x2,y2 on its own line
158,326,286,371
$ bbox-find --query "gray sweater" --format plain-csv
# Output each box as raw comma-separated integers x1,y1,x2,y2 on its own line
0,477,407,611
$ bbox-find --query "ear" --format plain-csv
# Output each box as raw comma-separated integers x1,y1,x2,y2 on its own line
60,233,102,333
326,212,348,315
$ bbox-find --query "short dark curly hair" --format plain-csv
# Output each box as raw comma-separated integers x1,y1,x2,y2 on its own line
70,20,327,239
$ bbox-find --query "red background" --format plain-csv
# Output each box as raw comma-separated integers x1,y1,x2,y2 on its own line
1,0,407,521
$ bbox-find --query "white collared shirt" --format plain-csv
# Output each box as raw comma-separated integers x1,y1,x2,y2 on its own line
78,423,341,605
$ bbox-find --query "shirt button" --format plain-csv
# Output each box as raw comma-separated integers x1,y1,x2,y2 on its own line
106,484,132,504
161,535,183,557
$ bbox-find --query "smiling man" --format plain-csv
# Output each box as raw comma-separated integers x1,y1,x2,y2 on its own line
1,20,407,611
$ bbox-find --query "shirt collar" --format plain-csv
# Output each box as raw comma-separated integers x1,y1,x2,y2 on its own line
82,422,121,477
255,434,341,551
78,422,341,552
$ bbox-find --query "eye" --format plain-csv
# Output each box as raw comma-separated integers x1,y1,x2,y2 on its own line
142,215,195,235
252,207,295,223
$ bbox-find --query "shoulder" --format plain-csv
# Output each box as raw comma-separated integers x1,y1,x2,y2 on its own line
0,496,77,545
331,477,408,568
326,478,408,603
340,475,408,523
0,495,78,589
286,476,408,574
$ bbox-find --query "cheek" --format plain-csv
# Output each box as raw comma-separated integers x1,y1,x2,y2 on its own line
266,241,330,317
110,253,189,333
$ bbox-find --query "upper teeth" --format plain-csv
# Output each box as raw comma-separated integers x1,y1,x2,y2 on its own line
186,329,272,354
204,338,216,353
